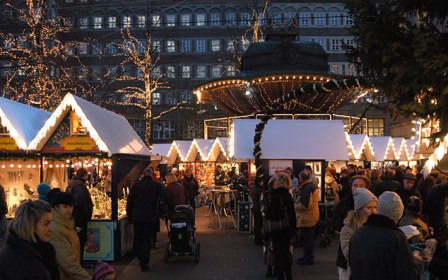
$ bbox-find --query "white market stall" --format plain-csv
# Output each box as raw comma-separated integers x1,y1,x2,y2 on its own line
0,97,51,215
29,93,152,261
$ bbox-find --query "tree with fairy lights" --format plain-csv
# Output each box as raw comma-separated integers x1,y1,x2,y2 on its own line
0,0,88,110
346,0,448,143
116,28,179,146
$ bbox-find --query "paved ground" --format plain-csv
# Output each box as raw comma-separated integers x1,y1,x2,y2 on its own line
110,207,339,280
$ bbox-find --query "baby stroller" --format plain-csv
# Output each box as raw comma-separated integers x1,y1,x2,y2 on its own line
164,205,200,263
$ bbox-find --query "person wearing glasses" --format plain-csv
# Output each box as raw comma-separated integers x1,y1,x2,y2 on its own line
0,200,60,280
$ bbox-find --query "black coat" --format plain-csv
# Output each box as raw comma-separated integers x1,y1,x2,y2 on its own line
374,179,401,197
0,230,59,280
334,195,354,231
425,183,448,234
349,214,418,280
126,176,172,223
180,175,199,201
0,184,7,218
66,177,93,228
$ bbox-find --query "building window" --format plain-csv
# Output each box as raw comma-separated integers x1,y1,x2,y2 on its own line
92,43,102,55
182,66,191,78
137,40,146,53
225,13,236,26
122,16,131,28
152,92,161,105
181,91,193,103
284,12,296,24
196,65,206,78
108,16,116,28
331,39,340,51
152,15,160,27
152,66,161,77
106,43,118,54
167,40,176,53
240,12,251,26
166,14,176,27
152,40,161,52
153,121,174,140
271,14,282,25
92,67,102,80
79,17,88,29
211,13,220,26
367,119,384,136
78,43,88,55
226,40,235,52
314,13,325,26
166,66,176,78
136,68,144,77
196,14,205,26
344,13,353,26
211,40,221,52
70,111,87,135
331,63,341,74
329,13,340,26
131,120,145,139
196,39,206,52
211,65,221,78
181,39,191,52
299,12,311,26
166,92,177,105
93,16,102,29
181,14,191,26
313,38,326,50
137,15,146,28
226,65,235,76
345,38,355,48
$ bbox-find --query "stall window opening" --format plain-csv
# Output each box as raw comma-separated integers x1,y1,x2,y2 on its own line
70,111,87,135
0,123,9,135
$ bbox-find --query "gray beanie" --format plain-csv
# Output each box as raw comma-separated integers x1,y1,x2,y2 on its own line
378,191,404,222
353,188,377,211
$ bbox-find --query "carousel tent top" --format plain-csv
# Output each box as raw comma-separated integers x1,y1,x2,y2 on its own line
368,136,396,161
29,93,151,157
233,119,349,160
0,97,51,150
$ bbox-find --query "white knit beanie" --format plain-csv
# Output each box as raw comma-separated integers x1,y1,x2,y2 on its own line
378,191,404,222
353,188,377,211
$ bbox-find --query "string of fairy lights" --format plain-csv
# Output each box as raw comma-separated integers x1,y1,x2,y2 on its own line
252,77,371,184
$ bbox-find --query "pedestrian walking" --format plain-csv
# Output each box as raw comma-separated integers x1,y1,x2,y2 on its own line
37,183,52,202
165,172,188,207
295,170,319,265
50,192,90,280
126,168,172,272
66,168,93,262
0,200,60,280
180,168,200,210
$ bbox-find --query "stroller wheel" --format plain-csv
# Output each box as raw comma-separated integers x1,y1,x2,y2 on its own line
164,247,169,264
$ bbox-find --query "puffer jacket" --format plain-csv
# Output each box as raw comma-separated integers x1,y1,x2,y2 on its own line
295,182,320,228
50,209,90,280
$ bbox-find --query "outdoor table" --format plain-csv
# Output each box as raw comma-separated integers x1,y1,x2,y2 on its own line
208,188,238,230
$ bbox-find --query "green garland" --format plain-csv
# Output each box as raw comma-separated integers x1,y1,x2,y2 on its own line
253,77,372,184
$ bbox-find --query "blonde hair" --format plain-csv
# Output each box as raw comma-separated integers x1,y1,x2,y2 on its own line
10,200,51,243
344,210,368,230
165,172,177,184
275,172,292,189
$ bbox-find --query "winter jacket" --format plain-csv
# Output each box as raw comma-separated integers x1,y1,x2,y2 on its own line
50,209,90,280
66,177,93,228
399,211,430,243
325,174,340,204
349,214,418,280
425,183,448,234
334,195,354,231
167,182,188,206
181,175,200,201
0,230,58,280
127,176,172,223
0,184,7,217
261,187,297,237
396,187,422,208
374,179,401,197
295,182,319,228
340,224,355,261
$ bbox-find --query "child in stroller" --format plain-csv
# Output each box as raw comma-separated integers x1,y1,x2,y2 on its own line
164,205,200,263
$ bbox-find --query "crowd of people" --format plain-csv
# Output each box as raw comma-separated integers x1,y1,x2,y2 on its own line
253,164,448,280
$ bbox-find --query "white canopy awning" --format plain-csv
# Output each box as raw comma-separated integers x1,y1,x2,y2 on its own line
151,144,171,157
346,134,375,161
29,93,151,156
207,137,230,161
233,119,349,160
392,137,408,161
369,136,396,161
0,97,51,150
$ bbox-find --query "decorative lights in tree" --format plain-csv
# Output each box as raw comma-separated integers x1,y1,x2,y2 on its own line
0,0,87,110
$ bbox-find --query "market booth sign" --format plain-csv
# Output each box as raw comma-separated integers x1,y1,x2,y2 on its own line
60,136,98,151
0,137,19,151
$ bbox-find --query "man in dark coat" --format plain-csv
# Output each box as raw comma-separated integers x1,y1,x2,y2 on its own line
396,173,420,207
180,168,199,210
66,168,93,262
425,181,448,235
126,168,172,272
374,169,401,197
0,179,7,248
349,191,419,280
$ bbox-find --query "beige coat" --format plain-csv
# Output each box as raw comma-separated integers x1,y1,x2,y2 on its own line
50,209,91,280
295,184,320,228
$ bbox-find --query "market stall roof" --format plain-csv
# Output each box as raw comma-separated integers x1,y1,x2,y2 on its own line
422,134,448,176
193,139,215,161
392,137,407,161
167,140,193,163
368,136,396,161
151,144,171,157
207,137,231,161
0,97,51,150
233,119,349,160
346,134,375,161
29,93,151,157
404,139,417,161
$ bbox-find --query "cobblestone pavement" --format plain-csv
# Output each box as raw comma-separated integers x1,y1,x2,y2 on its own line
109,207,339,280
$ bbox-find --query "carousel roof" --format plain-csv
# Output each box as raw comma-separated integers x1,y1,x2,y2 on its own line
0,97,51,150
29,93,151,156
194,32,355,116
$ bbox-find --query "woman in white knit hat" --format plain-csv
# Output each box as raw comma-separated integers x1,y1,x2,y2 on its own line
338,188,377,280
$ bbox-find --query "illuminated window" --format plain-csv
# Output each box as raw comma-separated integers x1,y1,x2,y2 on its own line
196,65,206,78
153,121,174,139
79,17,88,29
240,12,250,26
166,14,176,27
196,14,205,26
367,119,384,136
211,13,220,26
152,92,161,105
152,15,160,27
137,15,146,28
123,16,131,28
225,13,236,26
182,66,191,78
181,14,191,26
93,16,102,29
211,65,221,78
211,40,221,52
167,40,176,52
70,111,87,135
166,66,176,78
108,16,116,28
